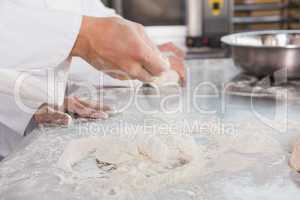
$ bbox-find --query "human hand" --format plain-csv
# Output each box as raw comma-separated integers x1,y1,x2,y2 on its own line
34,105,72,126
34,96,111,125
64,96,110,119
158,42,186,85
71,16,169,82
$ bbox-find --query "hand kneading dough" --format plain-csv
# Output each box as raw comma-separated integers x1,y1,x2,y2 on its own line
290,136,300,171
149,70,180,87
148,59,180,87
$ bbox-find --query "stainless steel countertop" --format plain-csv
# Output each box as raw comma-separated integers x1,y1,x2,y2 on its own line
1,59,300,199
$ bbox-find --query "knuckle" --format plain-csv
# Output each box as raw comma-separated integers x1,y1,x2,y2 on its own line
131,45,145,60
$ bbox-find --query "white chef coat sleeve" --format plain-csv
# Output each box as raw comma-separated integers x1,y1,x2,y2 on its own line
0,93,30,145
0,1,82,70
0,62,70,135
0,2,83,135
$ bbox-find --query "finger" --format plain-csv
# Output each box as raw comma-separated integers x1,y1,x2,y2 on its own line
74,96,112,112
72,103,94,117
89,111,109,119
168,56,186,84
65,97,86,113
75,97,120,119
125,62,154,82
34,106,72,126
134,33,169,76
66,97,93,116
101,66,133,81
74,107,109,119
69,98,109,119
139,44,170,76
107,72,131,81
47,112,72,126
140,36,184,81
159,42,185,59
74,97,121,116
158,42,186,59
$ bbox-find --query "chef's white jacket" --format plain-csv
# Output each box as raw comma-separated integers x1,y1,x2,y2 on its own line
0,0,115,157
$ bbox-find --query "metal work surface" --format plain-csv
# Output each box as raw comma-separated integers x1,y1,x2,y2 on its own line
1,59,300,199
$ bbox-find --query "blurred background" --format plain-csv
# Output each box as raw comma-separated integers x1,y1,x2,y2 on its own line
101,0,300,30
98,0,300,55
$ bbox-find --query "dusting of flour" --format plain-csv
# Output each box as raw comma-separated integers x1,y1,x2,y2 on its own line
57,134,206,192
57,131,283,194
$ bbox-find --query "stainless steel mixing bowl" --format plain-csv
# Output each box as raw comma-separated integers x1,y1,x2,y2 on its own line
221,30,300,78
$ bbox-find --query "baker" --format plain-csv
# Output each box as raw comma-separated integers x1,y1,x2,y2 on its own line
0,0,185,160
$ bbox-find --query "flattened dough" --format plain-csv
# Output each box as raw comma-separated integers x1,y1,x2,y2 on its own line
58,134,201,172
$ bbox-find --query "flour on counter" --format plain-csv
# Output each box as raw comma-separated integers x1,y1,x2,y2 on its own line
211,153,256,173
57,130,284,194
215,132,282,154
57,134,206,192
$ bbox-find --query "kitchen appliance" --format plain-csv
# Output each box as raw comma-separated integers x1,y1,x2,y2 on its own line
186,0,234,48
222,30,300,79
109,0,185,25
106,1,300,34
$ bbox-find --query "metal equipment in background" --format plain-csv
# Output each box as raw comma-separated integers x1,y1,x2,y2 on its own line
103,0,300,59
106,0,185,25
186,0,234,48
222,30,300,78
106,0,234,48
186,0,300,48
